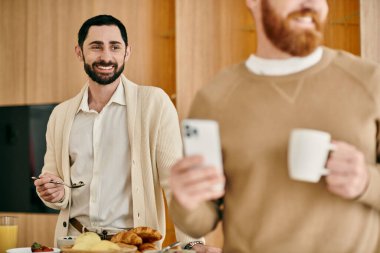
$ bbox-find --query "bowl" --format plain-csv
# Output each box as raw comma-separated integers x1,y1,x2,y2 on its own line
6,247,60,253
57,236,77,249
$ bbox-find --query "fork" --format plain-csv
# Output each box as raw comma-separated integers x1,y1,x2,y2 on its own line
31,176,85,189
160,241,181,252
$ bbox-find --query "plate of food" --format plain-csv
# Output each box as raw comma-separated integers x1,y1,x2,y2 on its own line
60,232,137,253
7,242,60,253
60,226,163,253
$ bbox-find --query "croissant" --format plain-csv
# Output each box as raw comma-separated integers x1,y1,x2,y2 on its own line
115,242,137,250
131,226,163,243
111,231,143,245
138,242,158,252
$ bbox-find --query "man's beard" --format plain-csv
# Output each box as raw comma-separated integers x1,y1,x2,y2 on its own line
84,59,125,85
261,0,325,57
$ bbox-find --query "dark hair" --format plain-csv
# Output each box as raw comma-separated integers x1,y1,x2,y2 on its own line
78,15,128,48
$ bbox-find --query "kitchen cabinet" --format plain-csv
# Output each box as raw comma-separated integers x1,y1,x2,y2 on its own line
0,0,176,106
0,0,27,106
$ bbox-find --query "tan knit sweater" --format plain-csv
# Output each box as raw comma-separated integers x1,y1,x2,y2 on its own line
38,75,202,247
170,48,380,253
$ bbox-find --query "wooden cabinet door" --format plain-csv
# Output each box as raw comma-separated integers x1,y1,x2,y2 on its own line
23,0,175,105
0,0,27,106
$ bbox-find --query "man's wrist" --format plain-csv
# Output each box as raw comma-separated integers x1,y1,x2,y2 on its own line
184,241,204,249
56,191,65,203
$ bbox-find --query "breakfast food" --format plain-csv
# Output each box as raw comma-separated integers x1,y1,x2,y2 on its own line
72,232,102,250
31,242,54,252
70,231,121,251
90,240,121,251
110,226,162,252
131,227,162,243
138,242,158,251
74,232,101,245
111,230,143,245
116,242,138,249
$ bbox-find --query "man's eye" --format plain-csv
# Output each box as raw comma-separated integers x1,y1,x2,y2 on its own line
91,45,102,50
111,45,121,50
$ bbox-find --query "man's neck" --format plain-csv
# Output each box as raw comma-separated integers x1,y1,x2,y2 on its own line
87,78,120,113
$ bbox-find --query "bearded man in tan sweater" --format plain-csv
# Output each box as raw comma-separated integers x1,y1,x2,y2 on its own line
169,0,380,252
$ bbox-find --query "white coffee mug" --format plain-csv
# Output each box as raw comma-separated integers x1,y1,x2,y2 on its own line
288,129,336,183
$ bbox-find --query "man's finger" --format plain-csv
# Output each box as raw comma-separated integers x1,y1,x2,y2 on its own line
172,156,204,174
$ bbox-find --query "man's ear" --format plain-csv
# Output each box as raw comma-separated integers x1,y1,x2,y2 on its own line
75,45,84,62
124,45,132,62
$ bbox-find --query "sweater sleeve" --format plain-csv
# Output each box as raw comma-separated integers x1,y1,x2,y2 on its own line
170,197,221,238
154,90,205,246
38,107,69,210
166,91,222,238
358,164,380,210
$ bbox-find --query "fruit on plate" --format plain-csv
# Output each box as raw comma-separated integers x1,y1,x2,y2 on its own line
31,242,54,252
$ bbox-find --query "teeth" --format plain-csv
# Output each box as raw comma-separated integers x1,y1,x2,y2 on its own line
296,16,313,23
97,65,113,70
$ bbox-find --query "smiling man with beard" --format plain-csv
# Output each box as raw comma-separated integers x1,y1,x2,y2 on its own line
32,15,216,252
168,0,380,252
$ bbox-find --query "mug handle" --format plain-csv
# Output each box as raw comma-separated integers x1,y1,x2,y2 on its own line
321,143,337,176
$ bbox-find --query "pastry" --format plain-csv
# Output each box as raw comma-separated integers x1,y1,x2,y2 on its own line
111,231,143,245
131,226,162,242
138,242,158,252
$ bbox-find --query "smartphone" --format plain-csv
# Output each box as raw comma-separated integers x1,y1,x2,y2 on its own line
181,119,223,174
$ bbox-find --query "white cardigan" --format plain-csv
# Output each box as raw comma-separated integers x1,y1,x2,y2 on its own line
39,75,201,247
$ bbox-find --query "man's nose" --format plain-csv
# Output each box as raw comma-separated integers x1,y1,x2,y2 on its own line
100,48,113,61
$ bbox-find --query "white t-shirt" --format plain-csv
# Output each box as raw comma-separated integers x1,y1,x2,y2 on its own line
245,47,323,76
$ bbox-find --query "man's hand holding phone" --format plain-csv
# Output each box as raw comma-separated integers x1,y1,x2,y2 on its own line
169,119,226,211
170,155,225,210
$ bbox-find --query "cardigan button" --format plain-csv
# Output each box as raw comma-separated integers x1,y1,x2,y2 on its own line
63,221,67,227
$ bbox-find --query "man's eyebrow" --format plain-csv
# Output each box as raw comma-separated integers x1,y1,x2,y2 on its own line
88,41,104,45
88,41,122,46
109,41,122,45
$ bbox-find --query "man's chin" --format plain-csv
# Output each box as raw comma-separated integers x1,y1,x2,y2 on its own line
95,79,116,85
90,71,120,85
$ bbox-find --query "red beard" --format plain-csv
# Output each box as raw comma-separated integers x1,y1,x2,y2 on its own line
261,0,325,56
